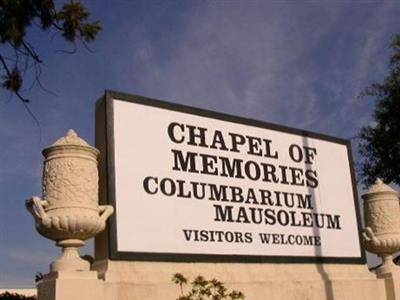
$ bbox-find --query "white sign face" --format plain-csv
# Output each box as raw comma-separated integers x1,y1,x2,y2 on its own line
100,92,363,263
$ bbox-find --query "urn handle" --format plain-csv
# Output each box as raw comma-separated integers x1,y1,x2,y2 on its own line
363,226,385,250
98,205,114,223
363,227,378,243
25,196,49,224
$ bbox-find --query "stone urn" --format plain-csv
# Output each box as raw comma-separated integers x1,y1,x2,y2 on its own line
362,178,400,275
26,129,113,272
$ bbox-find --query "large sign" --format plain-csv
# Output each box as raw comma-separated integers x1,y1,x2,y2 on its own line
97,91,364,263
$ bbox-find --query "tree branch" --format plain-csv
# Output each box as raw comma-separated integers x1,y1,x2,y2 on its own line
52,21,63,31
18,92,43,141
0,54,11,76
21,40,43,63
55,42,77,54
33,62,58,97
79,37,94,53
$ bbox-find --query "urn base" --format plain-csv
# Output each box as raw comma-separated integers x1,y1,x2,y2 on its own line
51,239,90,272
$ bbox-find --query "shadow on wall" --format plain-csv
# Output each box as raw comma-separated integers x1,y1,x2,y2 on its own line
303,135,334,300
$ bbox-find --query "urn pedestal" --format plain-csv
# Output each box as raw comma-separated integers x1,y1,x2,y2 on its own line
26,129,113,273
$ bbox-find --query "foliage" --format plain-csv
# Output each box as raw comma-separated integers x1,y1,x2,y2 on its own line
0,0,101,103
34,272,44,283
0,292,36,300
172,273,245,300
358,34,400,186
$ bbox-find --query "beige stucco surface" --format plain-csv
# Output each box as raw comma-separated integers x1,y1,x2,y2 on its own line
89,259,385,300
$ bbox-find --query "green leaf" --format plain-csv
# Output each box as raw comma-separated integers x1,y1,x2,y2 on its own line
2,67,22,92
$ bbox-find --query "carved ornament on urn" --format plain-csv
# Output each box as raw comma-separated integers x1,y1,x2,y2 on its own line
26,129,113,272
362,178,400,276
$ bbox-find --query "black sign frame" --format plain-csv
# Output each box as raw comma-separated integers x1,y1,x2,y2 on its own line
95,90,365,264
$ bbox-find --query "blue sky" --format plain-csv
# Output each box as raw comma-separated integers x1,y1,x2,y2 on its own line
1,1,399,287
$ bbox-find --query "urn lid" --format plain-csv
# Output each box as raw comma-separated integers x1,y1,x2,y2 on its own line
42,129,99,158
362,178,398,199
51,129,90,147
